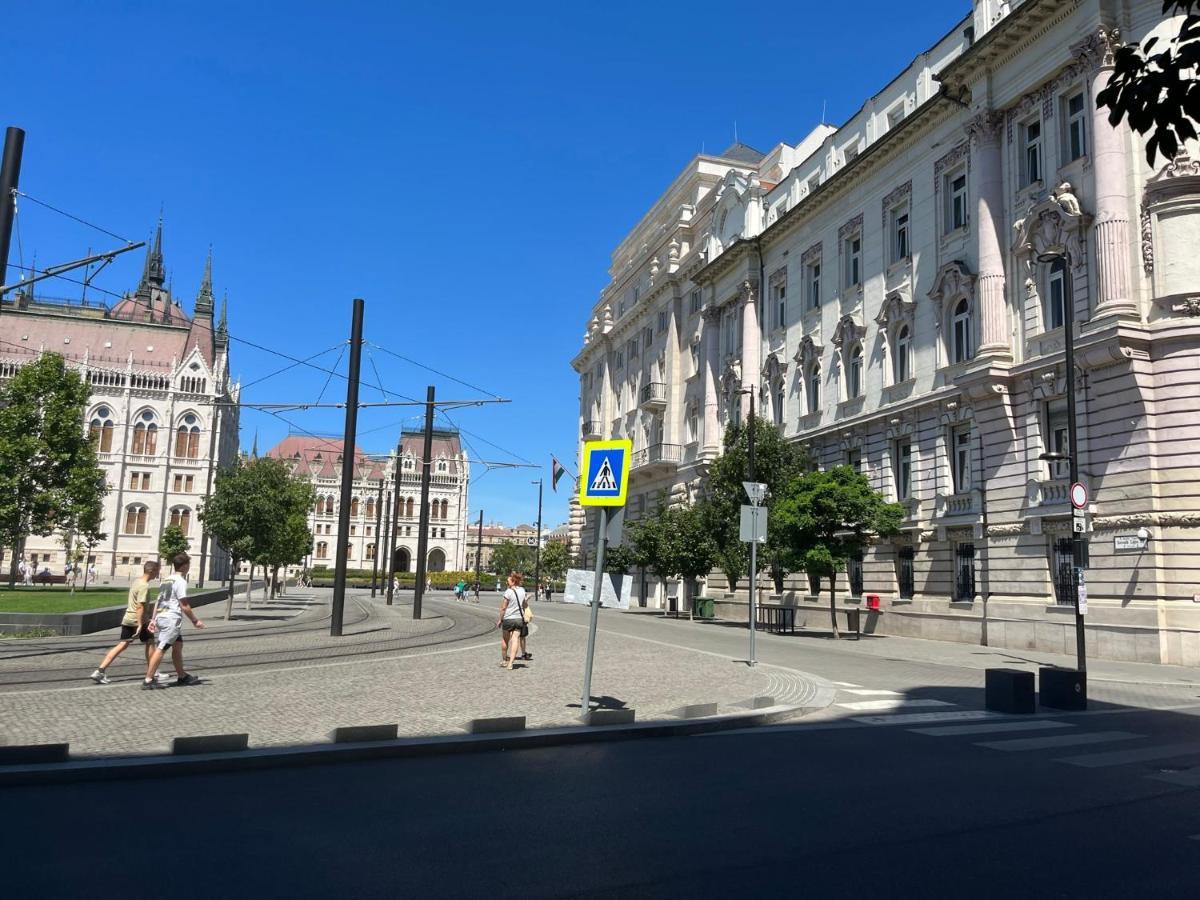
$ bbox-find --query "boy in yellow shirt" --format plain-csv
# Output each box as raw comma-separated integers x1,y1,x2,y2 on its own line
90,561,162,684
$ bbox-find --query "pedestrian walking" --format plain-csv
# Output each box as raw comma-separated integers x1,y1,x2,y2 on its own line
496,572,528,670
455,578,466,601
90,561,163,684
544,581,553,603
87,563,97,583
142,553,205,690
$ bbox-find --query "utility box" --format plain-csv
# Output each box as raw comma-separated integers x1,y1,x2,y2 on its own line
985,668,1035,714
1039,667,1088,710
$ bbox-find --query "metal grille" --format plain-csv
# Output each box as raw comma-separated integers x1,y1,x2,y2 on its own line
1052,538,1074,605
954,542,976,602
847,552,864,597
897,546,915,600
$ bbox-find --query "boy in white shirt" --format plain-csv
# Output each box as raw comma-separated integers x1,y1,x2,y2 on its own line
142,553,206,690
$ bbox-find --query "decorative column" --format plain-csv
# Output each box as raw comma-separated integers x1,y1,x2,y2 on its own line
1081,27,1138,319
739,279,761,404
701,305,722,454
968,109,1011,357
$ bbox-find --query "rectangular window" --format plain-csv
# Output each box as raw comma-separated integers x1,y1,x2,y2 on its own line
893,440,912,500
806,174,820,195
129,472,139,490
618,300,626,318
615,350,624,370
633,286,640,304
947,172,968,232
954,542,976,601
844,236,861,288
772,279,787,330
140,473,150,490
847,551,864,597
630,338,639,358
173,474,183,492
808,570,822,596
657,310,668,334
897,546,915,599
847,449,862,471
886,104,906,131
891,207,910,264
1024,119,1043,185
844,143,860,165
1045,399,1070,480
1065,92,1087,161
1047,262,1067,330
689,290,701,315
185,475,194,492
952,426,972,493
807,262,821,310
689,341,699,373
1051,537,1075,605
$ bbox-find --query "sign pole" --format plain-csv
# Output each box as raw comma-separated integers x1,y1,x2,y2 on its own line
747,394,757,667
581,505,609,714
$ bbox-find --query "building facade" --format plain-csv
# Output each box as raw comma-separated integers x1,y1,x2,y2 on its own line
1,223,240,584
571,0,1200,664
264,428,470,576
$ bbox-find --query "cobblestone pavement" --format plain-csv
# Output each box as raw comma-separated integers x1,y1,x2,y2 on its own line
0,590,805,756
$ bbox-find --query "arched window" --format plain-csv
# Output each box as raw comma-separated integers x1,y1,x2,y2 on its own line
429,500,438,520
366,542,376,560
847,344,864,399
124,504,148,535
169,507,191,534
132,410,158,456
406,497,414,517
346,542,353,558
316,541,328,559
315,496,325,516
174,414,201,459
807,363,822,415
325,496,335,515
89,407,114,452
894,325,911,383
952,299,972,364
437,460,448,473
365,498,375,519
440,499,449,519
350,497,360,517
1046,258,1067,331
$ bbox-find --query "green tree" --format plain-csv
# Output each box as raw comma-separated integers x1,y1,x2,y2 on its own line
540,539,570,585
158,524,191,563
1097,2,1200,165
257,474,316,599
490,539,535,579
704,415,807,591
603,542,637,576
0,353,106,588
773,465,903,638
59,460,108,593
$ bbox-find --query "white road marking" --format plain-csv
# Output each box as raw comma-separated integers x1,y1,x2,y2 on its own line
842,689,901,696
852,710,1001,726
837,698,954,712
976,731,1141,752
910,720,1074,737
1057,741,1200,769
831,681,861,688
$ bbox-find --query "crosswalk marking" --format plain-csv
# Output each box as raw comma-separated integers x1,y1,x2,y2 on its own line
851,710,1001,726
975,731,1141,752
1057,741,1200,769
842,689,901,697
837,698,953,712
910,720,1074,738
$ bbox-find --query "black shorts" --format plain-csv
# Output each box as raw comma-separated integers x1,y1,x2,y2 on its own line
502,620,524,632
119,624,153,643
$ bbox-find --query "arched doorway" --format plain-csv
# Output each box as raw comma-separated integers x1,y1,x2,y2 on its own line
428,548,446,572
394,547,411,573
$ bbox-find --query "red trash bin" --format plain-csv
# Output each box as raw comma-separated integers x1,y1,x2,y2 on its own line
865,593,881,611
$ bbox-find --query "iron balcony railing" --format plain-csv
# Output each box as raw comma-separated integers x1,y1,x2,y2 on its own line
631,442,682,469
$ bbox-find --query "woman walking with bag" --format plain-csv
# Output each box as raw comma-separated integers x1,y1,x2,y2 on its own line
496,572,527,670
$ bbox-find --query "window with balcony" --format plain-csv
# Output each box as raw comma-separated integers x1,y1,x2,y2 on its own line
893,440,912,500
1064,92,1087,162
952,425,972,494
944,170,968,233
1022,118,1043,186
350,497,360,517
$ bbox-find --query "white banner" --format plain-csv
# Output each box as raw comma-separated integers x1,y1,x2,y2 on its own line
563,568,631,610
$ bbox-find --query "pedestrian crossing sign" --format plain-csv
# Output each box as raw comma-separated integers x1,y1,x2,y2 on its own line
580,439,632,507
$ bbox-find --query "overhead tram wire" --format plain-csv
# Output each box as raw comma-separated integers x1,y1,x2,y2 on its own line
366,341,504,401
315,343,347,405
13,190,132,244
240,344,345,391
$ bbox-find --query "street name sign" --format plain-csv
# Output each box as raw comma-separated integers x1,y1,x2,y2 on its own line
740,504,768,543
1114,534,1146,552
579,439,632,507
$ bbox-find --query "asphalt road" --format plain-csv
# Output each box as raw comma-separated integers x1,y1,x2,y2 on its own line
7,703,1200,898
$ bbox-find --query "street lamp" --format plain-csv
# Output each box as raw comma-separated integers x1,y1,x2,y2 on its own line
1037,248,1087,675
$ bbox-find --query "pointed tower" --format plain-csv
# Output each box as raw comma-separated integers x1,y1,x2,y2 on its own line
215,291,229,352
195,248,214,318
148,217,166,287
251,430,259,458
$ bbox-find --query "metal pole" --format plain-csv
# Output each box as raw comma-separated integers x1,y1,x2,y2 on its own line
412,385,436,620
474,509,483,601
747,392,757,667
581,505,609,715
330,298,364,637
370,476,384,597
533,479,543,601
0,126,25,309
1064,283,1086,674
385,483,400,605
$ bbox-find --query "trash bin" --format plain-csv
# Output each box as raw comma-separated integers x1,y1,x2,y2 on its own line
693,596,715,619
844,608,861,635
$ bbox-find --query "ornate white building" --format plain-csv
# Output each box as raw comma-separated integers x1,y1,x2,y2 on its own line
1,222,240,584
571,0,1200,664
264,428,470,576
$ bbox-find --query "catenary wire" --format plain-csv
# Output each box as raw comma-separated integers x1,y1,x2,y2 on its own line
14,190,132,244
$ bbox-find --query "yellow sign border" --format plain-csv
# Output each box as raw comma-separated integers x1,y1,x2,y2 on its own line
579,439,632,507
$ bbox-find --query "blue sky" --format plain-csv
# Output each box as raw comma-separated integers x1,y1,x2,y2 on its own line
7,0,968,528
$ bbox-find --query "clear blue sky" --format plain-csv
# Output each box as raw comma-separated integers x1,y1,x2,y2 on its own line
8,0,967,528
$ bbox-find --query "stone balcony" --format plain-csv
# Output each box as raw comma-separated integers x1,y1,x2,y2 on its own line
581,420,601,441
638,382,668,411
1026,478,1071,510
935,488,981,520
631,442,681,473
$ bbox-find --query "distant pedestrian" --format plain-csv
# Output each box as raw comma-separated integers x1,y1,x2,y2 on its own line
497,571,528,670
455,579,467,601
142,553,205,690
544,581,553,603
426,576,432,594
87,563,97,583
90,561,163,685
23,560,33,585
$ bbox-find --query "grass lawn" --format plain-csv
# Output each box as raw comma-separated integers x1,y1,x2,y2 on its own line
0,587,130,613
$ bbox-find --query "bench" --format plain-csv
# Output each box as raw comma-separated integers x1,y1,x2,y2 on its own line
32,573,68,585
755,604,797,634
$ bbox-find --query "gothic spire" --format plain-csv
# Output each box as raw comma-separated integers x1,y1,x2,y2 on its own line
251,430,259,458
148,216,166,287
194,246,214,317
215,291,229,351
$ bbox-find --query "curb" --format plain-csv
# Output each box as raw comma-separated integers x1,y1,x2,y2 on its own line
0,703,805,787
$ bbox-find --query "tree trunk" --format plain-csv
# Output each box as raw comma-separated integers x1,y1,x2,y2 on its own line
772,564,784,595
829,576,839,639
7,534,24,589
225,557,238,620
270,565,279,601
246,563,254,610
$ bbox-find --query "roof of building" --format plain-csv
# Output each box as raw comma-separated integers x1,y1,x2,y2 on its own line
264,435,388,481
715,142,766,165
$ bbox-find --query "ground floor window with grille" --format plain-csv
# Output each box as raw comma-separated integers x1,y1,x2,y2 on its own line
954,542,976,601
808,570,822,596
847,550,864,597
897,545,915,599
1051,538,1074,605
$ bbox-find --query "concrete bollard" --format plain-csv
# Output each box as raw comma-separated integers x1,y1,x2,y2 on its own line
467,716,527,734
0,743,69,764
677,703,719,719
172,734,249,755
329,724,399,744
583,709,635,726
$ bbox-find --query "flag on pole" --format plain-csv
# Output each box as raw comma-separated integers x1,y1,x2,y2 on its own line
551,456,567,492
